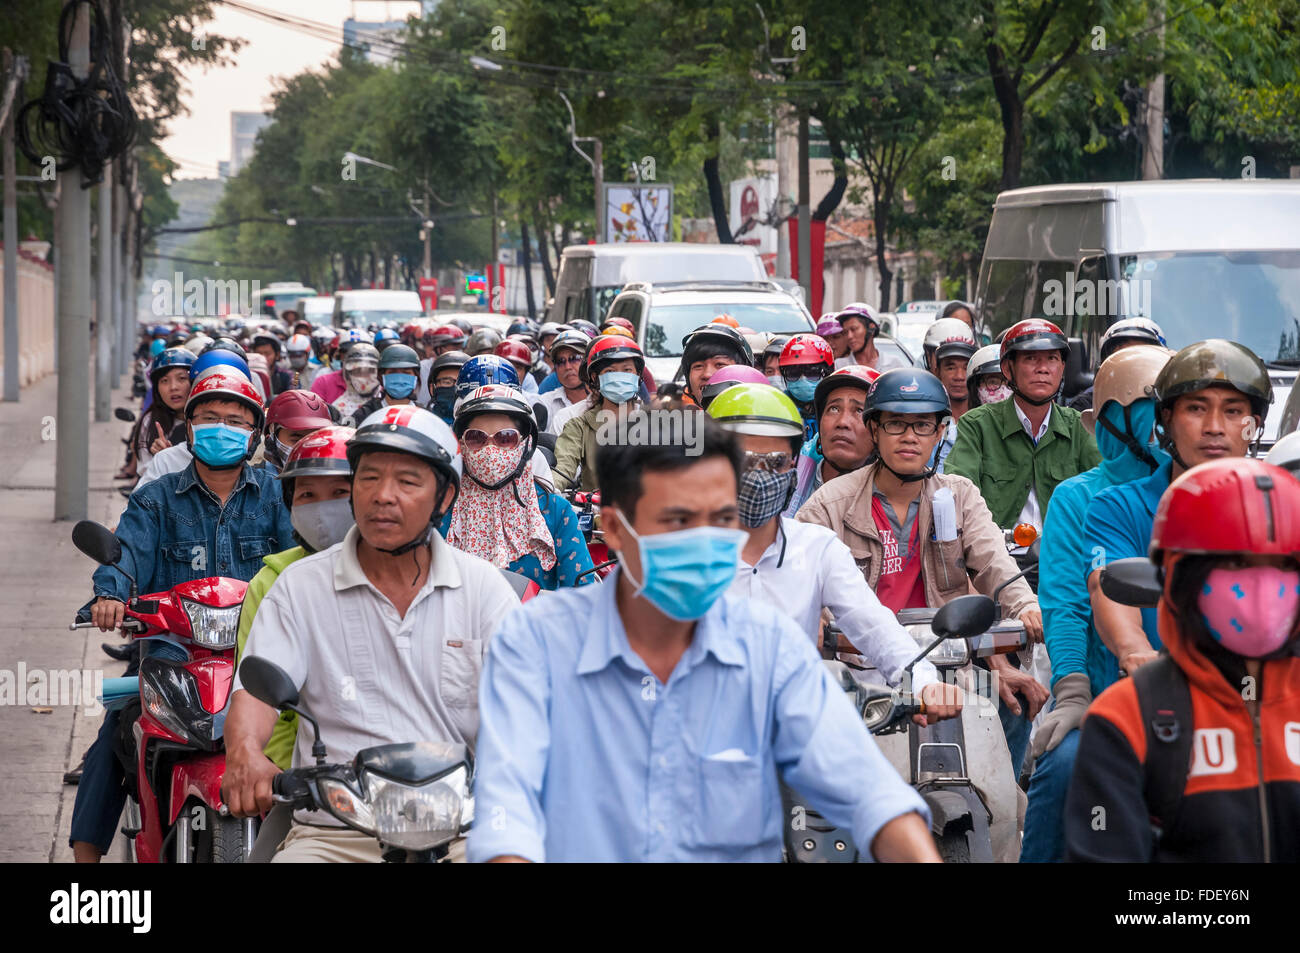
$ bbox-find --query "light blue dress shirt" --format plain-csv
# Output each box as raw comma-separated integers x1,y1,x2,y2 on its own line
468,572,928,862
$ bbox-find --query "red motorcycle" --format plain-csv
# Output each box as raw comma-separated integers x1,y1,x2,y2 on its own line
567,490,617,582
71,520,253,863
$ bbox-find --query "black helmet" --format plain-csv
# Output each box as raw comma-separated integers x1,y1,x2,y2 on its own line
764,334,791,360
677,324,754,386
1151,339,1272,420
378,343,421,371
430,349,471,378
449,317,475,336
865,368,951,419
252,332,282,356
201,337,247,361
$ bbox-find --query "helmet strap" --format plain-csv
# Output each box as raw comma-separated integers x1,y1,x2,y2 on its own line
868,419,937,484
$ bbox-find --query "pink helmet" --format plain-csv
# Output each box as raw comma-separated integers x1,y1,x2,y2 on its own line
701,363,770,407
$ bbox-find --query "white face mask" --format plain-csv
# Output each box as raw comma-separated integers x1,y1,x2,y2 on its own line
290,498,355,552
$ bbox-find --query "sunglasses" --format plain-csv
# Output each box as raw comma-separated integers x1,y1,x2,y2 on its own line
554,354,583,367
742,450,793,472
461,428,523,451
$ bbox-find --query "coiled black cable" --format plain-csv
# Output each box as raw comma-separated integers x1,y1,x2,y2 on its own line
15,0,137,187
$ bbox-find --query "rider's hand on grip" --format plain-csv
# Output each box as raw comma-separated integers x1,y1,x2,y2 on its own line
222,749,282,818
91,597,125,632
915,681,963,726
1029,672,1091,760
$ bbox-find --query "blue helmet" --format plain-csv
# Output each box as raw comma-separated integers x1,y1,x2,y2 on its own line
456,355,519,398
149,338,166,358
189,348,251,382
374,327,400,344
150,347,197,385
150,324,170,337
864,368,951,418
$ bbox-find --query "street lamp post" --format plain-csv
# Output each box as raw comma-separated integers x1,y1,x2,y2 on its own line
556,91,603,243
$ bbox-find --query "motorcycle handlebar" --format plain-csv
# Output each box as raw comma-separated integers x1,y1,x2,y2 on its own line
271,771,313,808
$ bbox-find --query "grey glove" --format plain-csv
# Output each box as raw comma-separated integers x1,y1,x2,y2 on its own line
1029,672,1091,760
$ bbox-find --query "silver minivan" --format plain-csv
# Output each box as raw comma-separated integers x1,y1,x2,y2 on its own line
545,242,768,326
974,180,1300,441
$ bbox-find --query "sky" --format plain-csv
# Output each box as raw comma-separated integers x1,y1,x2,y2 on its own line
163,1,423,179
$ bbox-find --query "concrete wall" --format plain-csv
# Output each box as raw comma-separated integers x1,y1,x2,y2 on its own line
0,245,56,391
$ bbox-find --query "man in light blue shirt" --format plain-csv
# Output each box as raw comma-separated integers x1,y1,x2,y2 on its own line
469,412,936,863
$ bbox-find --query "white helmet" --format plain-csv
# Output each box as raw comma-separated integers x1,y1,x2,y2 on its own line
1266,429,1300,479
286,333,312,354
966,343,1002,381
923,318,978,366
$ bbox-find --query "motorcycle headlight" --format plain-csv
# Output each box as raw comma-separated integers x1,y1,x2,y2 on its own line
139,657,217,746
906,623,970,668
181,599,240,650
317,777,375,834
861,692,897,730
364,765,467,851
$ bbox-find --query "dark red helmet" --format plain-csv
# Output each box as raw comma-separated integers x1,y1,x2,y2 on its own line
812,364,880,420
423,324,467,348
1000,318,1069,361
601,316,636,334
266,389,334,434
1151,458,1300,563
184,371,265,429
277,425,356,508
779,333,835,369
494,338,533,368
582,335,645,387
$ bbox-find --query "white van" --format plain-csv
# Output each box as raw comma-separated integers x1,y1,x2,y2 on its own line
296,295,336,327
545,242,767,325
974,180,1300,441
332,289,424,328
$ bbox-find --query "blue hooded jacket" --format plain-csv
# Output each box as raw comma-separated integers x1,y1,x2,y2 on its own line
1039,398,1168,696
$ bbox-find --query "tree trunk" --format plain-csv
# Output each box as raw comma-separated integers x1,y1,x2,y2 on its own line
873,187,893,312
534,210,555,297
703,121,733,243
520,216,537,322
812,130,848,222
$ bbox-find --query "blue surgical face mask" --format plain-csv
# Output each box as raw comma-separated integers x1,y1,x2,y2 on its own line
599,371,640,404
383,372,417,400
190,423,252,467
766,375,786,391
613,508,745,621
786,377,817,404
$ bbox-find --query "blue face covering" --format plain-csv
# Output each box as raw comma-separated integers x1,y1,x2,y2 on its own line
430,385,457,421
599,371,640,404
786,377,817,404
383,372,418,400
191,423,252,467
614,509,745,621
1096,398,1168,484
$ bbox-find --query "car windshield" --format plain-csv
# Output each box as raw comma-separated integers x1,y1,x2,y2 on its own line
873,336,916,369
341,309,423,324
642,301,813,357
1121,252,1300,364
892,319,932,357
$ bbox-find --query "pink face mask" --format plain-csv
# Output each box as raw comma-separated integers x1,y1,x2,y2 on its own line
979,382,1011,404
1198,566,1300,658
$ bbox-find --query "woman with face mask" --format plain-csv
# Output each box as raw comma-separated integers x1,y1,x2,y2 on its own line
234,426,356,770
1065,457,1300,863
444,385,595,589
332,342,381,426
965,344,1012,408
553,335,647,492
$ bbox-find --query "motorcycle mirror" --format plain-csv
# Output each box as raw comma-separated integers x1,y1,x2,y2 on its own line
114,407,136,422
932,594,997,640
238,656,300,710
1099,557,1162,609
72,520,123,567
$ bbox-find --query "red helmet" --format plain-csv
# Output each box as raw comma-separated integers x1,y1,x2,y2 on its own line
400,324,421,346
494,338,533,368
812,364,880,420
601,316,635,334
184,371,264,429
779,333,835,369
1000,319,1069,361
278,425,356,508
583,334,645,387
423,324,467,348
1151,458,1300,564
266,389,334,434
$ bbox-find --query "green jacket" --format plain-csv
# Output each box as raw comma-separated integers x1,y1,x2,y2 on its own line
944,398,1101,529
235,545,307,771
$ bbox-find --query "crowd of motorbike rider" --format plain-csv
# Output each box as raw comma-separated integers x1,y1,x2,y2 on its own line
73,299,1300,864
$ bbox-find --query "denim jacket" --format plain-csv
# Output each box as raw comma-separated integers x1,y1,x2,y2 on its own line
92,461,294,603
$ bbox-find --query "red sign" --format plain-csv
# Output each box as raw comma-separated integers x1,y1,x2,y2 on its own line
788,218,827,317
418,277,438,312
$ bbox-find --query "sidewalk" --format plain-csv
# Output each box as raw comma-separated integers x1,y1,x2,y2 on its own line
0,372,133,862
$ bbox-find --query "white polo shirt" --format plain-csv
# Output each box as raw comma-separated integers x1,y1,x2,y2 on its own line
730,517,938,694
540,388,582,435
235,524,520,818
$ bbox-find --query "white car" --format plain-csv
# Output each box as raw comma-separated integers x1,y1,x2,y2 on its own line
604,280,815,384
878,311,937,362
332,289,424,328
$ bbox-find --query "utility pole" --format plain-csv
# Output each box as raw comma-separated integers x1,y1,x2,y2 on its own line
2,49,27,402
113,176,126,378
592,139,603,243
94,165,112,420
421,180,432,279
775,106,791,278
55,3,92,521
1142,1,1165,180
796,107,811,303
490,188,500,313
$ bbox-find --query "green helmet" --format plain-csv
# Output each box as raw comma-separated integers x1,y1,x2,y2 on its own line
1151,339,1272,420
706,383,804,438
378,343,421,371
